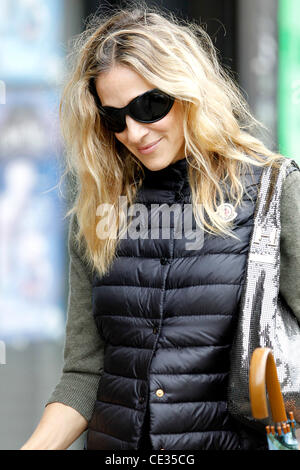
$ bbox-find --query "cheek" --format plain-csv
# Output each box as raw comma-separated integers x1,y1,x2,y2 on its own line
154,102,184,136
159,117,183,144
149,113,176,135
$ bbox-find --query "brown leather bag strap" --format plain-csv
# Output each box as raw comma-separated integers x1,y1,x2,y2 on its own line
249,347,287,423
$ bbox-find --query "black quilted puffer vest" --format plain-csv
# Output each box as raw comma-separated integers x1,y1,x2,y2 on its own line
86,157,272,450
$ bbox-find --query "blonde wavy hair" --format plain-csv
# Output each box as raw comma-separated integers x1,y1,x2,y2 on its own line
59,1,284,277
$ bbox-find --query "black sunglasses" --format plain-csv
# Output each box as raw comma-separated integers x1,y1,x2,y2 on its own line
97,88,175,133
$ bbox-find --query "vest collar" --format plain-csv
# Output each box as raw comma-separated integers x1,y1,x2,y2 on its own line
140,157,189,192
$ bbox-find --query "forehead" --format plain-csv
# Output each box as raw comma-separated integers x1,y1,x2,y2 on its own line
95,64,154,108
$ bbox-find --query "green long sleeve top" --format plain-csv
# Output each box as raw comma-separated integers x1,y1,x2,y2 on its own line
46,170,300,422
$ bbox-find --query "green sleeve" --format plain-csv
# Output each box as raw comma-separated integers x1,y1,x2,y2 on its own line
45,214,105,422
280,170,300,323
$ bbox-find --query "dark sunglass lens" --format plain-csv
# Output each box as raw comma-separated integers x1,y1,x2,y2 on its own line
131,91,172,121
99,107,125,132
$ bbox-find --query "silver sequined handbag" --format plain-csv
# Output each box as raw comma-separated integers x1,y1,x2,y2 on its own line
228,157,300,432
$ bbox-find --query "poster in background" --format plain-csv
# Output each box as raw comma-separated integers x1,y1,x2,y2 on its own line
0,89,66,344
0,0,64,85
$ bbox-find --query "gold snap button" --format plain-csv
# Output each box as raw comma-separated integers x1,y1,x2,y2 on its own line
156,388,164,398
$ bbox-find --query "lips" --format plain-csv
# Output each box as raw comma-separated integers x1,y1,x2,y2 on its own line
138,138,161,151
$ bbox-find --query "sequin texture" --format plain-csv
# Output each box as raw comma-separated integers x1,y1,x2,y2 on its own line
228,158,300,430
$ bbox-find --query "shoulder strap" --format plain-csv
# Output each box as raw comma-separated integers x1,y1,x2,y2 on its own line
249,158,298,265
239,158,298,367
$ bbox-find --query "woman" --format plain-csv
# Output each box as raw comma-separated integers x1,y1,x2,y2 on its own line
21,3,300,450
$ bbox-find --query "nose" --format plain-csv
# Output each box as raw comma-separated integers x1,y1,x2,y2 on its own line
124,115,149,144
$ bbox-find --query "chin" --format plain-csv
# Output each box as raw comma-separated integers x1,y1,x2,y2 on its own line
142,161,170,171
140,155,176,171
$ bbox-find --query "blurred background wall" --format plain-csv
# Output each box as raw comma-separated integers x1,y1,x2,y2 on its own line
0,0,299,450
